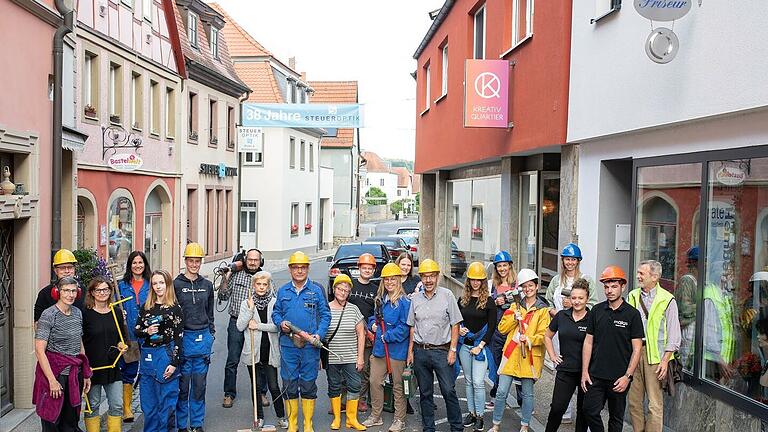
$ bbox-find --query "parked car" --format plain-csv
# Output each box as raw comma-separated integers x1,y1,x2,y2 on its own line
363,236,408,261
451,241,467,278
390,233,419,266
395,226,419,235
326,242,390,297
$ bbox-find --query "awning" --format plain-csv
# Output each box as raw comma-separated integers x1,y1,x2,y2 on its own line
62,125,88,151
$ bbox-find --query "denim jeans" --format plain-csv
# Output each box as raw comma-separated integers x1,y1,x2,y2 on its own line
413,347,463,432
224,316,245,398
493,375,534,426
85,381,123,418
458,344,487,416
327,363,362,399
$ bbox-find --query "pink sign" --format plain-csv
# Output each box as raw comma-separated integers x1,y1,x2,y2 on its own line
464,60,509,128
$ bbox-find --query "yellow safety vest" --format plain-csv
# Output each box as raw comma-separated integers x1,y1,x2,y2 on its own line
703,283,735,364
628,284,674,365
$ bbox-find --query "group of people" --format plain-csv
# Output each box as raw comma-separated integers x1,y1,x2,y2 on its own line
33,241,684,432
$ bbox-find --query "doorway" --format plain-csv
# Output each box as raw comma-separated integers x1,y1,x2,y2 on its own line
0,221,13,415
518,171,560,285
240,201,258,250
145,189,164,270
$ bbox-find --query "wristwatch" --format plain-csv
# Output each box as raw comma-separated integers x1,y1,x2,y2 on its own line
450,347,457,353
624,373,633,381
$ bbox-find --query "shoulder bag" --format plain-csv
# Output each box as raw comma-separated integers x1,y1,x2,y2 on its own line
637,296,683,395
321,305,345,369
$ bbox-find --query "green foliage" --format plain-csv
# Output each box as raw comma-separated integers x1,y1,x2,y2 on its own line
415,192,420,209
390,199,405,215
365,186,387,204
73,249,113,288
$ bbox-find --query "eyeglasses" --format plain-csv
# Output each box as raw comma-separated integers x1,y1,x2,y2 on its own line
93,288,111,294
56,265,75,271
60,288,78,295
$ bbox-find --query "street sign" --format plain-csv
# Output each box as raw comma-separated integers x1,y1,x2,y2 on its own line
242,103,364,128
464,60,509,128
237,126,262,152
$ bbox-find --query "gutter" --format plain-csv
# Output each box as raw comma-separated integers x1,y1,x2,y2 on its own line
52,0,74,255
236,90,251,253
412,0,455,60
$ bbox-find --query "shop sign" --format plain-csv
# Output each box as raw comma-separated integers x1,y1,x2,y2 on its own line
200,163,237,178
237,127,262,152
635,0,692,21
464,59,509,128
107,153,143,171
242,103,364,128
716,166,746,186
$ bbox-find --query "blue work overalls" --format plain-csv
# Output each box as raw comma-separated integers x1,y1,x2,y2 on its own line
176,328,213,429
139,343,179,432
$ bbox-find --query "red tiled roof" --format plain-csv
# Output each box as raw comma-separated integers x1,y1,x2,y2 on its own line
234,61,283,103
208,3,272,58
362,151,390,173
309,81,358,149
391,167,412,188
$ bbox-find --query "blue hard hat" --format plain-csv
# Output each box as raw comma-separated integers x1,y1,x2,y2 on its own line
561,243,583,259
687,246,699,261
493,251,513,264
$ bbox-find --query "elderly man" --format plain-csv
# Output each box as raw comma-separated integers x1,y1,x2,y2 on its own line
34,249,83,323
220,249,264,408
626,260,681,432
406,259,463,432
272,251,331,432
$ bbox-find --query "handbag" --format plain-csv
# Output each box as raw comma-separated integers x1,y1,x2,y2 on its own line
637,296,683,395
123,340,140,363
321,305,345,369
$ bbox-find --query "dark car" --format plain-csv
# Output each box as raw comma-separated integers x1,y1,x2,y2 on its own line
451,241,468,278
326,242,390,297
363,236,408,261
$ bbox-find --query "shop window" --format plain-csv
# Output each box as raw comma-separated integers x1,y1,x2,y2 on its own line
290,203,299,237
205,188,217,256
473,5,485,59
512,0,534,46
520,172,538,271
108,195,134,266
186,187,198,243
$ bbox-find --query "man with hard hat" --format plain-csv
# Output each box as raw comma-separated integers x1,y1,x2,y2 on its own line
349,253,378,412
272,251,331,432
406,259,463,432
34,249,84,323
174,243,215,432
581,266,644,432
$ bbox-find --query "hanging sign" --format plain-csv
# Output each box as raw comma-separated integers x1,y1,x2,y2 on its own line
242,103,364,128
645,27,679,64
716,166,746,186
464,59,509,128
237,127,262,152
107,153,143,171
635,0,692,21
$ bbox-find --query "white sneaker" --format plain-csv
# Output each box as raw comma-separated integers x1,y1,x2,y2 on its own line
362,417,383,427
277,418,289,429
388,420,405,432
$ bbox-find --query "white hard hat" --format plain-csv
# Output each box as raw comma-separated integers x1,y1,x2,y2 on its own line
517,268,539,286
750,272,768,283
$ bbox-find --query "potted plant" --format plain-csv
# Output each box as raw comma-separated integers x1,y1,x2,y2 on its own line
471,227,483,239
73,249,113,289
290,224,299,235
109,114,121,124
304,223,312,233
451,225,460,236
84,104,97,117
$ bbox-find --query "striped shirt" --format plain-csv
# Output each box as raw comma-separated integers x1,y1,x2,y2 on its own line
326,303,363,365
35,305,83,375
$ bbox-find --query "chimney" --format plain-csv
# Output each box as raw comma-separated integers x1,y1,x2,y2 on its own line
300,72,307,81
288,57,296,70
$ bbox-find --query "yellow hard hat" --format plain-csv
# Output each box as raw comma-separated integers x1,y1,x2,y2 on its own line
183,242,205,258
381,263,402,278
52,249,78,266
418,259,440,274
466,262,487,280
288,251,310,266
333,274,352,288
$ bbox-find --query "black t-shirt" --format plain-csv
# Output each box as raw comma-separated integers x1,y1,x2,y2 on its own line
83,308,125,384
549,308,590,373
349,279,377,320
586,300,644,382
458,296,497,346
402,275,421,295
257,307,270,363
34,283,85,322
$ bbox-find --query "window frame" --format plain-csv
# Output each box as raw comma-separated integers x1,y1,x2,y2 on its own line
188,91,198,142
473,5,486,60
300,139,306,171
149,79,160,136
592,0,622,24
290,202,299,237
424,63,431,113
165,86,176,139
511,0,534,48
83,51,99,119
304,203,312,234
289,136,296,169
143,0,152,21
188,12,199,48
471,205,484,239
630,144,768,420
210,27,219,60
131,72,142,130
440,44,449,98
309,142,314,172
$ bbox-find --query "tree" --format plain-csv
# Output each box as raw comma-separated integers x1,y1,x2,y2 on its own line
415,192,420,211
390,199,405,215
365,186,387,204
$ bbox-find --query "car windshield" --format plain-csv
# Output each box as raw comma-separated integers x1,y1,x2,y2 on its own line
335,244,385,260
397,228,419,234
364,238,399,247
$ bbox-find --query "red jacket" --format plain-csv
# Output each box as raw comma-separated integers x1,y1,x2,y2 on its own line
32,351,92,422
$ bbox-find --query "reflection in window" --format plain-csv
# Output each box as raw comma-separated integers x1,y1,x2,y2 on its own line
108,196,134,266
472,206,484,239
448,178,500,282
520,172,538,271
452,205,460,237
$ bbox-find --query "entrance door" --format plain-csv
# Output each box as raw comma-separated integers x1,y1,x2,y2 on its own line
538,172,561,284
240,201,258,250
0,221,13,415
144,213,163,270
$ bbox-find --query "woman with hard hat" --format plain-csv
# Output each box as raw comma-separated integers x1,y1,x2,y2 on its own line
487,251,516,406
457,262,497,432
488,268,550,432
325,274,367,431
395,252,421,295
363,263,411,432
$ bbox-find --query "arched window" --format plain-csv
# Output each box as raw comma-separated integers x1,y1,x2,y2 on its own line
107,194,134,266
639,195,678,284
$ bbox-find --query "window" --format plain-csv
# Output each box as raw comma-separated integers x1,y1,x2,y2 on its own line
227,106,235,149
244,132,264,165
290,203,299,236
143,0,152,21
397,189,402,197
188,12,198,48
289,137,296,168
594,0,621,22
108,63,122,122
83,52,99,117
206,188,216,255
149,80,160,135
305,203,312,233
188,91,198,141
424,64,431,110
287,81,296,103
366,178,370,186
186,187,198,243
121,0,133,7
210,27,219,59
474,5,485,59
300,140,306,171
299,88,307,103
512,0,534,46
380,178,385,187
452,205,460,236
209,99,218,146
131,72,142,129
472,206,484,239
324,128,338,137
309,143,314,172
441,44,448,97
240,201,258,234
165,87,175,138
108,195,134,266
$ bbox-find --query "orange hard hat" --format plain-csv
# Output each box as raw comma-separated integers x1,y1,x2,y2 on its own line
358,253,376,266
599,265,628,284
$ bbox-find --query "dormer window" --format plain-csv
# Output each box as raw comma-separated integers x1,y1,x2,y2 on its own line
211,27,219,59
188,12,199,48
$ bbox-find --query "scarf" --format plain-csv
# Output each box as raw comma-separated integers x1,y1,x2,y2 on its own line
253,293,271,311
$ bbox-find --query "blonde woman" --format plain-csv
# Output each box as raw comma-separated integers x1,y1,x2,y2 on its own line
236,271,287,428
363,263,412,432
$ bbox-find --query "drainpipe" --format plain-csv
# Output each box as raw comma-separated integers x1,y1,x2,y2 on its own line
236,91,251,253
52,0,74,256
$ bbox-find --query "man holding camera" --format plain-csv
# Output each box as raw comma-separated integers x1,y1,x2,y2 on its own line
220,249,264,408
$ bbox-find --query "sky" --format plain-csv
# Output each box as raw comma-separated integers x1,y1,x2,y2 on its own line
213,0,443,161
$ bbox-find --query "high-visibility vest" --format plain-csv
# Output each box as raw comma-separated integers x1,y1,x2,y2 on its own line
628,284,674,365
703,283,735,364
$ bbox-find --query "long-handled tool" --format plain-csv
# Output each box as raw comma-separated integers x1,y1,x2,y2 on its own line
250,326,260,431
377,317,394,385
505,288,528,358
285,322,342,360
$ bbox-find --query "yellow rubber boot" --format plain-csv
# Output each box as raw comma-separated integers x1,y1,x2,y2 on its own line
301,398,315,432
286,399,300,432
84,416,101,432
330,396,342,430
107,415,122,432
345,399,367,430
122,384,134,422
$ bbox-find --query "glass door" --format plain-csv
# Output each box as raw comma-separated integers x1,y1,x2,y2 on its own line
539,172,560,285
519,172,538,272
240,201,258,250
